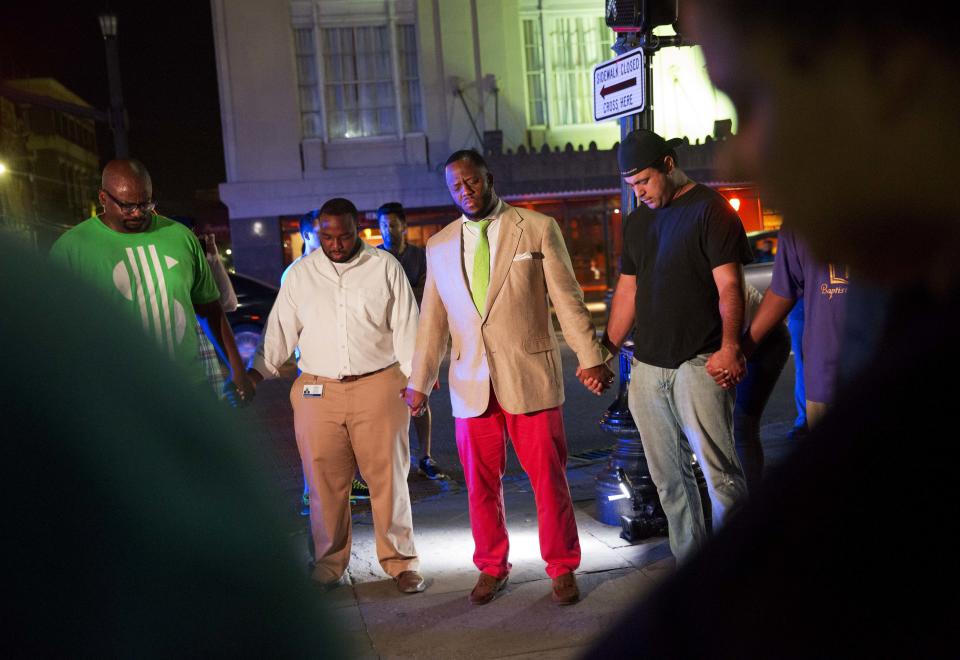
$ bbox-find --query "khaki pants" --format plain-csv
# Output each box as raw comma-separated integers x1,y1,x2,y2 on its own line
290,364,418,582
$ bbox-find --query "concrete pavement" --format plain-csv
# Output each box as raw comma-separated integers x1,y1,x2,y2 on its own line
316,463,675,660
238,341,800,658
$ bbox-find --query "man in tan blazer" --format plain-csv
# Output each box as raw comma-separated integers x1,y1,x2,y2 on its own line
406,149,613,606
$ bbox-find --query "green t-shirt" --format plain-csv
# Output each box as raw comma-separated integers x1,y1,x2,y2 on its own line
50,214,220,374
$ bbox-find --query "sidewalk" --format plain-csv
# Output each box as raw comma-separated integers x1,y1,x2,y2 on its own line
303,461,675,660
242,348,798,658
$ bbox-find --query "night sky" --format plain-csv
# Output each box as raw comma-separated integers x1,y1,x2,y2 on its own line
0,0,224,215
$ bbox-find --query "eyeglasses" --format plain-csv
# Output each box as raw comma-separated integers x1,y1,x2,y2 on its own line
101,188,157,215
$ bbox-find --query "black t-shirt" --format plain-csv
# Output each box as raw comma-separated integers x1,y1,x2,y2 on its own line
379,242,427,304
621,183,753,368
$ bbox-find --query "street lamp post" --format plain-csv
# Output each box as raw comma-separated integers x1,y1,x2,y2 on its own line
98,12,129,159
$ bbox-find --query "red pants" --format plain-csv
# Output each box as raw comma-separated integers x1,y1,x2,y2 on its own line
455,390,580,579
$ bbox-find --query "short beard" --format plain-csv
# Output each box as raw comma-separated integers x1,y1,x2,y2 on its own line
460,194,497,220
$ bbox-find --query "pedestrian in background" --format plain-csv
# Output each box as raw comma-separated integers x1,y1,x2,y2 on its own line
378,201,448,481
734,283,790,491
742,226,850,429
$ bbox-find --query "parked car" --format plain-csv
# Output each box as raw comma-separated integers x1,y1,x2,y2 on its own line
744,228,778,294
225,271,278,367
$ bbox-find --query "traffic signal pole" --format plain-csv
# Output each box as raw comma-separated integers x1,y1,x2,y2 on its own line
596,24,707,540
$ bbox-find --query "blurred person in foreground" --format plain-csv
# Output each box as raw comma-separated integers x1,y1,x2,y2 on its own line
587,2,959,657
3,237,342,657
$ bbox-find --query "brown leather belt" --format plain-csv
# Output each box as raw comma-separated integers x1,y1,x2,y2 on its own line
338,364,392,383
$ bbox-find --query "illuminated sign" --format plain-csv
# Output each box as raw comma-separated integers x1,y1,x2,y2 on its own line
593,47,645,122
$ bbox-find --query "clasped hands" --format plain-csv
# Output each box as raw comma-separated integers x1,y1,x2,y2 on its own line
402,362,615,412
705,345,746,390
575,363,616,396
402,380,439,417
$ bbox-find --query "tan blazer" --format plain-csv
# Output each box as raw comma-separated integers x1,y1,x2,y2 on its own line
409,203,606,418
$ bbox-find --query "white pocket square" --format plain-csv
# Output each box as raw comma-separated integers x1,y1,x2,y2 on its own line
513,252,534,261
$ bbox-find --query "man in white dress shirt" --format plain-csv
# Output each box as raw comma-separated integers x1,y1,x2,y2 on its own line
248,197,425,594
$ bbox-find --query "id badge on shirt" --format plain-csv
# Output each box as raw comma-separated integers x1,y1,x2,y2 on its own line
303,384,324,398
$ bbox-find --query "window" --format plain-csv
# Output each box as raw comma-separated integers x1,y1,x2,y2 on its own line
292,21,424,140
322,26,395,138
522,19,546,126
521,14,611,127
396,24,423,133
293,27,323,138
549,16,610,125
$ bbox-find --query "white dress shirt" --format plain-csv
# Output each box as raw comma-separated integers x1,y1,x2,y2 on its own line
254,241,419,379
461,199,504,292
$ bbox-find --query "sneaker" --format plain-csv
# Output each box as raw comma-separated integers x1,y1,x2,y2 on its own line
299,492,310,517
350,479,370,500
418,456,446,480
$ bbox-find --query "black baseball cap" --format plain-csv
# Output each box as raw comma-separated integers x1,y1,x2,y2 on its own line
617,129,684,177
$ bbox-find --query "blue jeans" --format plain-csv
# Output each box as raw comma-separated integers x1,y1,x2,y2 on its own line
787,301,806,429
628,355,748,562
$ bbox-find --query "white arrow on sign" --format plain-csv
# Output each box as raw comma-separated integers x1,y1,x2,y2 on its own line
593,46,645,122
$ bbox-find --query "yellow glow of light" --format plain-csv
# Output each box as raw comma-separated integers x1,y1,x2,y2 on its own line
0,161,7,175
363,228,373,238
728,197,741,212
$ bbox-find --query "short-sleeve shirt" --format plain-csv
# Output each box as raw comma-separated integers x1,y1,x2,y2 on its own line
50,214,220,375
769,227,849,403
621,183,753,368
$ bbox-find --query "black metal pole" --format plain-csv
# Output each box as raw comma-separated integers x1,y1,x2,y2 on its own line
595,29,711,541
102,33,128,159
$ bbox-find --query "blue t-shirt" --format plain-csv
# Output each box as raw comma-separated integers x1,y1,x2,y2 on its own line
769,227,850,403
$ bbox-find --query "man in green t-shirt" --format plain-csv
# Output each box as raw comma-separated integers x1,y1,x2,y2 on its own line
50,159,254,401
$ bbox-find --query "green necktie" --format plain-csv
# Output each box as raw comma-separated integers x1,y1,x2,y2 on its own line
468,219,492,314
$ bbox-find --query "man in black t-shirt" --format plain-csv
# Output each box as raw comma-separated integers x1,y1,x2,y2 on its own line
603,129,752,564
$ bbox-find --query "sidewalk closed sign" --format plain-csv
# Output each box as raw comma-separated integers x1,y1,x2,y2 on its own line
593,47,645,122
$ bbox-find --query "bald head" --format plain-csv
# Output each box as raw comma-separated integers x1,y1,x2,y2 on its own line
98,159,156,234
101,159,152,191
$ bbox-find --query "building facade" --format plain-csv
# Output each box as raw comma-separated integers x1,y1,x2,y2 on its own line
212,0,750,286
0,78,100,251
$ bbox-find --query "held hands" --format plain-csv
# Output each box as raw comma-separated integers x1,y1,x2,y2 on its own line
705,345,746,390
403,386,429,417
576,363,615,396
224,369,257,407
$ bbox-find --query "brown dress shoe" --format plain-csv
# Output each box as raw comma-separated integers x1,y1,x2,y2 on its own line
551,572,579,605
396,570,426,594
469,572,508,605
